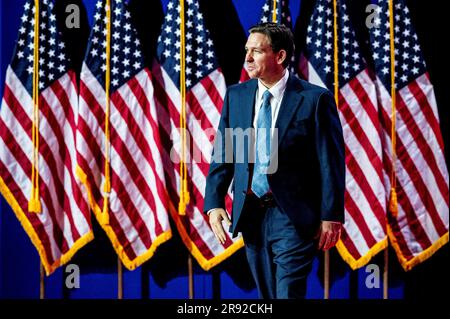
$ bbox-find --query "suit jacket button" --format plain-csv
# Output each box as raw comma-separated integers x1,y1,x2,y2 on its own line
242,190,246,194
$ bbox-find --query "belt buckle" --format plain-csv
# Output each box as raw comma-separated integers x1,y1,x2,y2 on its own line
260,193,273,208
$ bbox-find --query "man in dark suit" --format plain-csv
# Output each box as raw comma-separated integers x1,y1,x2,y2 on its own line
204,23,345,299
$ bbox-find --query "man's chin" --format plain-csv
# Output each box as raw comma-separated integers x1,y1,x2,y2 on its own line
247,71,259,79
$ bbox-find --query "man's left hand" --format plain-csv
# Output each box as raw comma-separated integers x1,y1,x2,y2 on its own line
316,221,342,251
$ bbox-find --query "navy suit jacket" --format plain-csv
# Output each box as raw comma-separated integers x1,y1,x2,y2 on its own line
204,74,345,239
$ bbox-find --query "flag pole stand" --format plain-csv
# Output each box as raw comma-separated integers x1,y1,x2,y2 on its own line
39,262,45,299
324,250,330,299
117,258,123,299
188,255,194,299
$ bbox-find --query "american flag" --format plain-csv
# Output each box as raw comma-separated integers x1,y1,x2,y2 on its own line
0,0,93,275
151,0,243,270
299,0,388,269
76,0,172,270
240,0,294,82
259,0,293,28
369,0,448,270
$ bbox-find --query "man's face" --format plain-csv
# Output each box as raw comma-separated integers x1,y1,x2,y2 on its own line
244,32,280,81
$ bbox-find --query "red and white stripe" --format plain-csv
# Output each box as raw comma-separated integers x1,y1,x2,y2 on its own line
300,59,388,269
76,64,172,269
239,66,251,83
151,62,243,270
0,68,93,275
376,73,449,270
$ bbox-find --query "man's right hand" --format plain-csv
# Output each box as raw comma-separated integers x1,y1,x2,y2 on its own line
208,208,232,244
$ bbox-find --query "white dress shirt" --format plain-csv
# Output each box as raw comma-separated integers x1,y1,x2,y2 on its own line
253,69,289,136
207,70,289,216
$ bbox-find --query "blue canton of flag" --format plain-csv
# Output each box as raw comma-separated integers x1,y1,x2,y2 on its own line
304,0,365,88
370,0,427,91
11,0,69,93
85,0,144,91
259,0,293,29
156,0,219,90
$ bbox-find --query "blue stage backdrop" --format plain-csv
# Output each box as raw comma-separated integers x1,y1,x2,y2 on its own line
0,0,448,299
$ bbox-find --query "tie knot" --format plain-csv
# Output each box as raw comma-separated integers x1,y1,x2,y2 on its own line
262,90,272,104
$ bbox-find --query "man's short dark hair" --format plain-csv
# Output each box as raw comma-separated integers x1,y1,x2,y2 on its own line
249,22,295,68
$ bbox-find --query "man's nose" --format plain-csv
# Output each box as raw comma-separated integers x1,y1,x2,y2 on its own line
245,52,253,62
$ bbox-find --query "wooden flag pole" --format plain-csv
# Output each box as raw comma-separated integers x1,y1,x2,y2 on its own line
29,0,42,213
118,258,123,299
188,255,194,299
178,0,193,300
324,251,330,299
382,0,398,300
387,0,398,218
40,262,45,299
101,0,112,226
272,0,277,22
178,0,190,215
383,246,389,299
324,0,340,300
332,0,339,101
35,1,44,298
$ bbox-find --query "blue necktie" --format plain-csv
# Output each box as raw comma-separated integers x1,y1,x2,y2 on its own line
251,90,272,198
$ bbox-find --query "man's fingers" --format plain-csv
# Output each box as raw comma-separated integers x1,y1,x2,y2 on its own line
211,223,222,243
323,231,340,250
317,231,326,250
318,221,343,250
208,209,229,244
322,230,338,251
324,234,334,250
220,210,232,225
211,221,226,244
212,229,220,243
321,232,330,251
217,225,226,244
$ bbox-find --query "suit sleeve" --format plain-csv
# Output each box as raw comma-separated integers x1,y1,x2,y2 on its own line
203,89,234,214
314,91,345,223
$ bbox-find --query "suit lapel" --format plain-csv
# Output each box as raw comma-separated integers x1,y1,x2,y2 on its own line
275,75,304,144
239,79,258,129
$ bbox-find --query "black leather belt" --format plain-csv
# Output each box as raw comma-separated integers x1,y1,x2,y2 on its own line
258,193,276,209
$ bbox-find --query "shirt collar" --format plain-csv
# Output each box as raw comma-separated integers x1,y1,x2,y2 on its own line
257,69,289,103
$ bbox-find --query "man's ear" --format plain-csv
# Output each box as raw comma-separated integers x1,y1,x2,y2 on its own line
277,49,287,66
